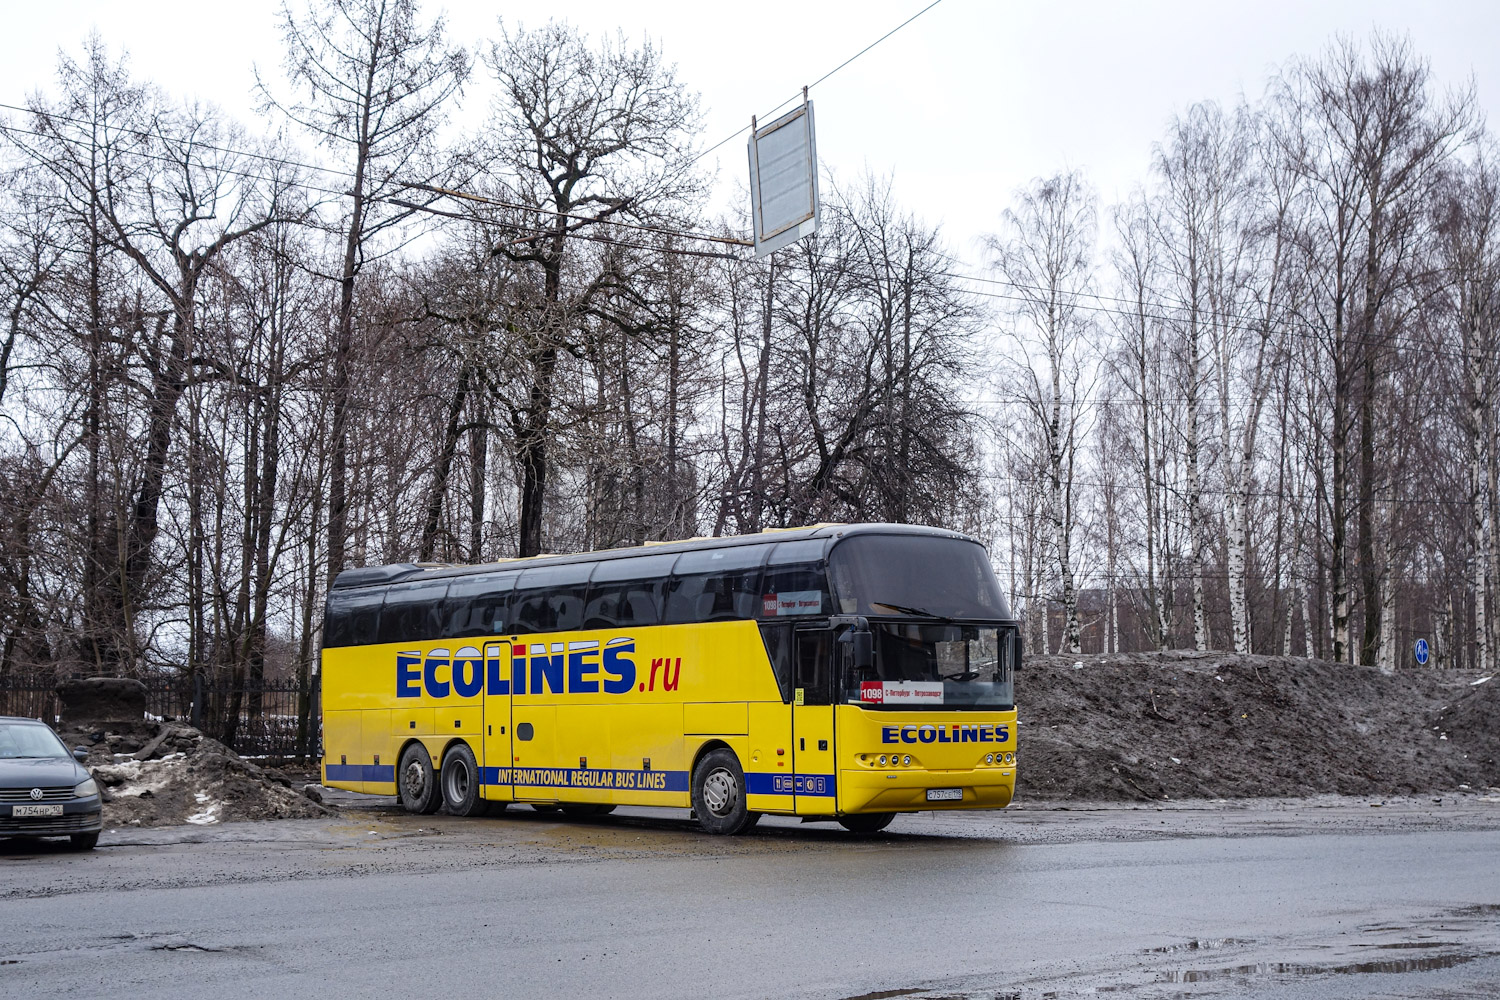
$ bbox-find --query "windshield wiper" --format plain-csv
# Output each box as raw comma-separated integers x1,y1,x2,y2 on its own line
870,601,956,621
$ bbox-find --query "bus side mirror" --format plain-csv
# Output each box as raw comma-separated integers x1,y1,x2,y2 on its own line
853,631,873,670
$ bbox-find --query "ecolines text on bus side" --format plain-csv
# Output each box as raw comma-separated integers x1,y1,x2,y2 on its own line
394,639,686,700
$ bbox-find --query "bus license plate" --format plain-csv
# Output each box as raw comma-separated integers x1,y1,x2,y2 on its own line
13,804,62,817
926,788,963,802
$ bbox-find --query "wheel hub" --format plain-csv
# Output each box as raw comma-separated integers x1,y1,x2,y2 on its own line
446,760,470,801
402,760,427,800
702,767,738,816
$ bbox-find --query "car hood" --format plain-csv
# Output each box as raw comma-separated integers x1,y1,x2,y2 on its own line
0,757,87,788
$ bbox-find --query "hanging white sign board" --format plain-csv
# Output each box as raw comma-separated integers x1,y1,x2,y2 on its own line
747,101,820,259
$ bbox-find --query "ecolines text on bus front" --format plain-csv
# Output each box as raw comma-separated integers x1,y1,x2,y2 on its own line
881,723,1011,745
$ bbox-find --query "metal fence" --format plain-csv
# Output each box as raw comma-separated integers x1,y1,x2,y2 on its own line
0,673,319,759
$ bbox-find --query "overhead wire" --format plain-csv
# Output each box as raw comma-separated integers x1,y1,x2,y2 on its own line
0,99,356,182
682,0,947,171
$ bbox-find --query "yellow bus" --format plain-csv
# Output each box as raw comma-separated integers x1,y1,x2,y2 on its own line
320,523,1019,834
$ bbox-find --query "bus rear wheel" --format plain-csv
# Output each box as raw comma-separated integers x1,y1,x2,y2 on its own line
440,744,485,817
838,812,896,834
692,749,756,835
398,743,442,815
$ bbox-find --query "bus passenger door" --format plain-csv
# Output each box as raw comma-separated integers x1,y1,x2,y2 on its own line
481,640,512,802
791,627,837,815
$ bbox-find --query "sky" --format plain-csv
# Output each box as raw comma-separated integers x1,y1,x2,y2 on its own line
2,0,1499,267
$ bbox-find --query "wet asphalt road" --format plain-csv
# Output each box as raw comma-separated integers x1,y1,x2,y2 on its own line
2,798,1499,999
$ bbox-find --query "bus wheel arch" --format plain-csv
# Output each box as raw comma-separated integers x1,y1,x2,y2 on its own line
690,739,733,778
439,740,485,817
396,740,442,815
690,746,758,836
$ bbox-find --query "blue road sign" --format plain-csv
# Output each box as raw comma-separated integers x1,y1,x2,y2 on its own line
1415,638,1430,666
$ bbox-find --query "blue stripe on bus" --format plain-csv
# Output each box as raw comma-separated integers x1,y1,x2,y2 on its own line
481,766,689,793
325,764,395,783
745,772,836,797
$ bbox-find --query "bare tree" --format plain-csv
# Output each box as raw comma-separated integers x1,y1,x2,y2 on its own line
260,0,469,584
483,20,702,556
987,171,1098,655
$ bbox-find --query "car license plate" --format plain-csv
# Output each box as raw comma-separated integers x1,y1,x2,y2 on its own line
926,788,963,802
12,804,63,818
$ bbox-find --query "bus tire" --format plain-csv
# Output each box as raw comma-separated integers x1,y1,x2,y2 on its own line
397,743,442,815
440,743,485,817
838,812,896,834
692,749,755,835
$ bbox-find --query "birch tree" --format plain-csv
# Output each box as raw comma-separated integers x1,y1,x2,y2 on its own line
988,171,1097,655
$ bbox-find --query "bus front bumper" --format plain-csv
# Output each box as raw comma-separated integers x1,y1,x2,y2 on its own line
838,767,1015,813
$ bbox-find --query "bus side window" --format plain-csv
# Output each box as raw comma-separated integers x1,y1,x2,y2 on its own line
584,581,664,628
665,569,761,623
347,592,386,646
512,564,593,633
377,581,450,645
550,588,585,631
795,630,833,705
509,586,588,633
442,572,518,638
666,546,768,624
761,540,832,620
585,554,675,628
325,589,383,648
758,623,795,703
510,589,551,633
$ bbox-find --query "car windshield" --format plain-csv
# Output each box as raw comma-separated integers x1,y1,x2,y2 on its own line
0,722,69,759
843,623,1015,710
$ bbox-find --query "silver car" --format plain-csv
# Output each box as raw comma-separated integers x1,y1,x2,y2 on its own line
0,716,103,850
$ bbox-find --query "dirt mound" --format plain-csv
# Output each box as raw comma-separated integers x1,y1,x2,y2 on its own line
59,721,333,828
1431,675,1500,774
1020,651,1498,802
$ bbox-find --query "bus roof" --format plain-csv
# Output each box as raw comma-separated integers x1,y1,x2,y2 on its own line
330,522,980,592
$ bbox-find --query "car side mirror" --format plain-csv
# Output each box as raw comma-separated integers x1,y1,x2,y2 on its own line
73,747,89,762
853,630,873,670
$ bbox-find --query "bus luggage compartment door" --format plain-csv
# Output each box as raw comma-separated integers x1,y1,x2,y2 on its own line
792,628,837,815
510,702,558,802
481,641,513,802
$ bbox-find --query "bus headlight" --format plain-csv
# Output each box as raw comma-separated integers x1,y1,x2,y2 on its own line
902,755,911,766
1004,752,1015,765
878,755,887,766
985,753,994,764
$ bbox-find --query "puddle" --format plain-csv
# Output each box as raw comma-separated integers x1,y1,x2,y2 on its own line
1159,951,1482,983
1147,938,1250,954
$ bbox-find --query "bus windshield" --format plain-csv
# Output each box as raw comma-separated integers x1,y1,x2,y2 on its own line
844,622,1015,710
828,534,1010,620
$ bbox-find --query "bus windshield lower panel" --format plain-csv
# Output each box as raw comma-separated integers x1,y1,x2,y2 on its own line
845,623,1014,710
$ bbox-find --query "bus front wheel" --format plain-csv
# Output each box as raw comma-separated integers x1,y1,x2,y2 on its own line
440,744,485,817
838,812,896,834
692,749,757,835
398,743,442,815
